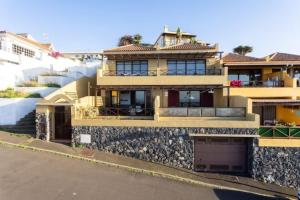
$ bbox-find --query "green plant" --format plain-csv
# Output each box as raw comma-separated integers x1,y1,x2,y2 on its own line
0,88,41,98
43,83,61,88
17,81,39,87
39,72,64,76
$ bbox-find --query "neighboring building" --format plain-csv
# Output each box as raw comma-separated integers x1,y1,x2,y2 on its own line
35,28,300,188
224,52,300,126
0,30,99,89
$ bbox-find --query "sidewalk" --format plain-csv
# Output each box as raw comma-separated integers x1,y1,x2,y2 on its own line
0,131,297,199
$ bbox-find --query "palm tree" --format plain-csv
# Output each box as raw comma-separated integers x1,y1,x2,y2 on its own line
133,34,142,44
233,45,253,56
118,35,133,46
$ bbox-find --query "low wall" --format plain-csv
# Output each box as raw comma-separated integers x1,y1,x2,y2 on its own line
0,98,41,125
250,138,300,188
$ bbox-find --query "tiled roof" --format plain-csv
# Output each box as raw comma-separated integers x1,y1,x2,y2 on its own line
161,43,215,50
104,44,156,52
223,53,264,62
268,52,300,61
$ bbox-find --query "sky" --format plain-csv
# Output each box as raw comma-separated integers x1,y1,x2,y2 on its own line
0,0,300,57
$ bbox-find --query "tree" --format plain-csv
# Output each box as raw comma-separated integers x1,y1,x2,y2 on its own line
233,45,253,56
118,35,133,46
133,34,142,44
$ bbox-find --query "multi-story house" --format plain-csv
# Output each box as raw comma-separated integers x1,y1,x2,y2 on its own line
36,27,259,173
224,53,300,138
35,27,299,188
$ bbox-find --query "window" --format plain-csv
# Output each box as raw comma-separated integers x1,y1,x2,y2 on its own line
179,91,200,107
167,60,206,75
116,60,148,75
228,69,262,85
12,44,35,57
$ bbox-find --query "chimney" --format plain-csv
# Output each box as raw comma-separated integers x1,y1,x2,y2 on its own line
163,25,168,32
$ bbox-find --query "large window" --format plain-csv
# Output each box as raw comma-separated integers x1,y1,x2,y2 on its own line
179,91,200,107
167,60,206,75
12,44,35,57
116,60,148,75
228,69,262,85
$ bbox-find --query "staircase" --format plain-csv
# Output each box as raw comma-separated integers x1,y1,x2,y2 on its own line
0,110,36,135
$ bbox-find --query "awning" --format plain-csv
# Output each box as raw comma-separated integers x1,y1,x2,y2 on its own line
253,99,300,106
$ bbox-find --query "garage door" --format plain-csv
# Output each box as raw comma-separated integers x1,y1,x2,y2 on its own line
194,137,247,173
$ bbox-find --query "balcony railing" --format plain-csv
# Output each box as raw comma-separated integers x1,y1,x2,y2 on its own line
230,80,284,87
99,107,154,116
102,68,223,76
259,126,300,138
160,68,222,76
103,70,157,76
159,107,246,117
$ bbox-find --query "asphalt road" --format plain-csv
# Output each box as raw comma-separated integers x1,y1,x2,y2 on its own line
0,145,279,200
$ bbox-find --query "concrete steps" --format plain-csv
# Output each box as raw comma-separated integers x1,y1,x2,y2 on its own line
0,110,36,135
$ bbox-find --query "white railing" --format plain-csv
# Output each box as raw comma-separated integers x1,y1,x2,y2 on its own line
159,107,246,117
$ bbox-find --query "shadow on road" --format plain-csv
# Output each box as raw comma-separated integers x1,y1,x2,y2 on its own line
213,189,289,200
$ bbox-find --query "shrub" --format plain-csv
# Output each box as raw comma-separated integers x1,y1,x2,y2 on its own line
0,88,41,98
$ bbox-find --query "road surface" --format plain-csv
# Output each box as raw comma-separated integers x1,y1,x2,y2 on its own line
0,145,277,200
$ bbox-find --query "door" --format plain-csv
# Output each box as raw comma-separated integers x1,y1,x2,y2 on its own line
200,91,213,107
55,106,71,140
168,90,179,107
194,137,247,173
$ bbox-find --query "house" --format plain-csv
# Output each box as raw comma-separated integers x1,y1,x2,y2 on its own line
35,27,299,188
224,52,300,126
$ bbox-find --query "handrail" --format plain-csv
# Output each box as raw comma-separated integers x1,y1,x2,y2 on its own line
99,107,154,116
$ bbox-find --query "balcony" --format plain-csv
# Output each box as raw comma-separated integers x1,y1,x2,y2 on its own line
97,68,227,86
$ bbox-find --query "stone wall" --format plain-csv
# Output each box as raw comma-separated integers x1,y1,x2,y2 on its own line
72,126,257,170
35,112,51,140
250,138,300,189
72,126,194,169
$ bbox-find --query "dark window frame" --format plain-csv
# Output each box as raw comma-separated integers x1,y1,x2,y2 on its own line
167,60,206,75
116,60,148,75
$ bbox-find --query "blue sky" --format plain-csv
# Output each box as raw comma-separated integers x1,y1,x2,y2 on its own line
0,0,300,57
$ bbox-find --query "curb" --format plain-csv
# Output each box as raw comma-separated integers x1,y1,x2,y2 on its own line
0,140,294,200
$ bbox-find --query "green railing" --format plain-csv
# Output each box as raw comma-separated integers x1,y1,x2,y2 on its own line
259,126,300,138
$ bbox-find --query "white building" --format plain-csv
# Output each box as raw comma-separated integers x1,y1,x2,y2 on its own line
0,31,100,90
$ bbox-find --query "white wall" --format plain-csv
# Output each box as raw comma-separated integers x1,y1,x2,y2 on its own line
0,98,41,125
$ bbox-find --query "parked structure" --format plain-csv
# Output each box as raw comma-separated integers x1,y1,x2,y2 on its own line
35,27,300,188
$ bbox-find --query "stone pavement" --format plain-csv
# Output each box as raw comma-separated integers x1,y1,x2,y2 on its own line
0,131,297,199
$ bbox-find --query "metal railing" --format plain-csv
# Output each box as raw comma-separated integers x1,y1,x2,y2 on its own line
103,70,157,76
230,80,284,87
160,68,222,76
259,126,300,138
159,107,246,117
102,68,223,76
99,107,154,116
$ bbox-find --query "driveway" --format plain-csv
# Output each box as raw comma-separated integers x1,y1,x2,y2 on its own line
0,145,280,200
